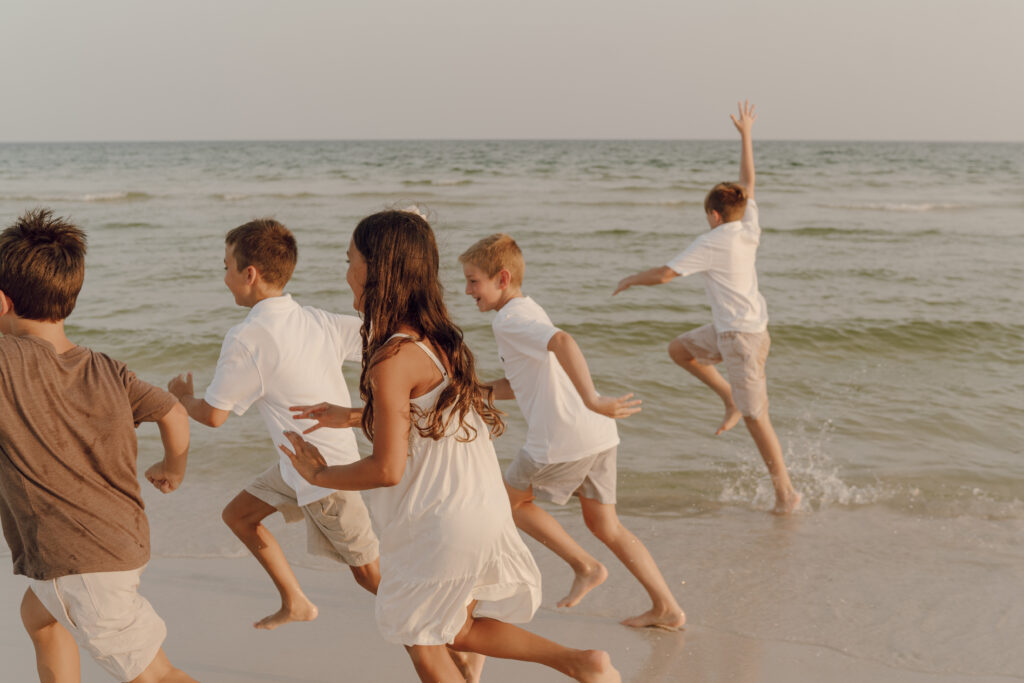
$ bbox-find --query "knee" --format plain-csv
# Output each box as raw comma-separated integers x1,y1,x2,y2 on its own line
351,562,380,594
667,338,693,365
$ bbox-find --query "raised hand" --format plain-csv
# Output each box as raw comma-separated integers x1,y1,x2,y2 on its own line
279,431,329,485
730,100,757,136
167,372,194,400
289,402,358,433
587,392,642,419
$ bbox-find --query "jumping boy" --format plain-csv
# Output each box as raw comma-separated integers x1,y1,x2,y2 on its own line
460,234,685,630
613,101,801,514
0,209,196,682
167,218,380,630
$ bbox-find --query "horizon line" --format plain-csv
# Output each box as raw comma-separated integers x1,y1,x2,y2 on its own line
2,136,1021,145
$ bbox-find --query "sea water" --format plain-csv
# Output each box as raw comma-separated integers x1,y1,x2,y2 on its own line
1,140,1021,677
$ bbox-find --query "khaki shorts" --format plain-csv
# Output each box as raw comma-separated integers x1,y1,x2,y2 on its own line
677,323,771,418
245,464,379,566
30,566,166,681
504,446,617,505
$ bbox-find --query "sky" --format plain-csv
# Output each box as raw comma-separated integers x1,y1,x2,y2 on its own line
2,0,1022,142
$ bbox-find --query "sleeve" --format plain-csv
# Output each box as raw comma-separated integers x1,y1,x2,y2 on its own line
495,314,559,361
665,235,712,277
121,368,178,427
203,335,263,416
742,198,760,235
333,314,363,364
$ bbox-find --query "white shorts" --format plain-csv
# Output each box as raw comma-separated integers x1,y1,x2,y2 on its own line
677,323,771,418
30,566,166,681
245,463,380,566
504,447,618,505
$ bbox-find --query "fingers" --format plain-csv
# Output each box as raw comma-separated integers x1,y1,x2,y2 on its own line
302,424,324,435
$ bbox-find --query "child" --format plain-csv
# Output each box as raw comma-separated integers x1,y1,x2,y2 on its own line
281,210,619,683
0,209,196,682
460,234,686,631
613,101,801,514
167,218,380,630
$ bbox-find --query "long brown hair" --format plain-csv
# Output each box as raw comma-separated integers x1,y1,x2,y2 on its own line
352,210,504,442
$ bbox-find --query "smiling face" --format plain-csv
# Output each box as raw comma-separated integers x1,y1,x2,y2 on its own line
346,238,368,312
462,262,506,312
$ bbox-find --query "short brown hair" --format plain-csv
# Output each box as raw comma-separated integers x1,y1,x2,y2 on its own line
704,182,748,222
458,233,525,288
0,209,87,322
225,218,297,287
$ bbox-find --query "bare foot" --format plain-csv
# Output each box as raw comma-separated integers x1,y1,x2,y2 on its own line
557,562,609,608
620,607,686,631
715,405,742,435
253,601,318,630
448,648,485,682
772,491,802,515
574,649,620,683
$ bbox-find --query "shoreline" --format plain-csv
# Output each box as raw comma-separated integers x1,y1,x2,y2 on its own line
2,555,1015,682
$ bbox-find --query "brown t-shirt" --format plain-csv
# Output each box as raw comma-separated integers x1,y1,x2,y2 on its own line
0,334,177,580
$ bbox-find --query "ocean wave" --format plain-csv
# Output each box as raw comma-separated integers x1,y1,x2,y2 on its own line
401,179,474,187
4,191,154,203
823,202,968,212
762,226,941,237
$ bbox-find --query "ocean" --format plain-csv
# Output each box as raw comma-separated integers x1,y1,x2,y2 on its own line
1,140,1021,679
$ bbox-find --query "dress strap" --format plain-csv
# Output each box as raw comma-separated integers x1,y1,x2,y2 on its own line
386,333,448,378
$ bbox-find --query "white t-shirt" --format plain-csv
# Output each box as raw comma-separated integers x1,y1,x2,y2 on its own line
665,198,769,334
205,294,363,506
492,296,619,464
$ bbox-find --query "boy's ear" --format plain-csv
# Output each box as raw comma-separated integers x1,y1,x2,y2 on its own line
0,290,12,317
243,265,260,286
497,269,512,289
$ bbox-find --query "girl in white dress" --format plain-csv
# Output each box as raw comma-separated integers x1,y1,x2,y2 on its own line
281,210,619,683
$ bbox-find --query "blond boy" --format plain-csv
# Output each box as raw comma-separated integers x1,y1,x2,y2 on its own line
0,209,195,682
168,218,380,630
614,101,801,514
460,235,685,630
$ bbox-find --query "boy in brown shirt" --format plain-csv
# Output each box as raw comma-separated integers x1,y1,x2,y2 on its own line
0,210,196,682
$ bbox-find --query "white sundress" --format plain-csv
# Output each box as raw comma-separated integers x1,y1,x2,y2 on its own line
366,336,542,646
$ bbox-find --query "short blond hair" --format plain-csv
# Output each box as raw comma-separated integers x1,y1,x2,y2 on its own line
458,233,525,288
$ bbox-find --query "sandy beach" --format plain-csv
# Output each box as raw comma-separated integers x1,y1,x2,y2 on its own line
3,534,1017,683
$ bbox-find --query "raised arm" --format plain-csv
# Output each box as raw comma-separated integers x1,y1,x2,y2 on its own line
547,331,641,419
168,372,229,428
731,100,757,199
612,265,679,296
145,402,191,493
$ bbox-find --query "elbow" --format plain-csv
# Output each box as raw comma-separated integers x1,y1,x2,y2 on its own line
377,467,403,488
205,412,228,429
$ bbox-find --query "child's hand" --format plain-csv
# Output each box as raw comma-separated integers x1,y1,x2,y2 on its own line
586,392,642,419
279,431,328,485
167,372,194,400
289,402,358,432
730,100,757,136
145,461,184,493
612,277,632,296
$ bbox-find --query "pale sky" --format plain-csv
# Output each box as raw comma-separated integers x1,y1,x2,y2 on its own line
2,0,1022,142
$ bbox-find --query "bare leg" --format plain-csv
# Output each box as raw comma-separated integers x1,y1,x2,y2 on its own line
406,644,466,683
505,482,607,608
668,338,741,435
744,412,801,514
222,491,318,629
349,557,381,595
21,588,80,683
447,647,486,682
451,603,620,682
578,497,685,630
129,649,198,683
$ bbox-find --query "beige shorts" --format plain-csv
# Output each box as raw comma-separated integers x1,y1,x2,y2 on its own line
677,323,771,418
30,566,166,681
246,464,379,566
504,446,617,505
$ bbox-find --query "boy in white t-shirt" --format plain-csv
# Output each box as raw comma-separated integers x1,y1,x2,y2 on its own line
460,235,685,631
168,219,380,630
614,101,801,514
